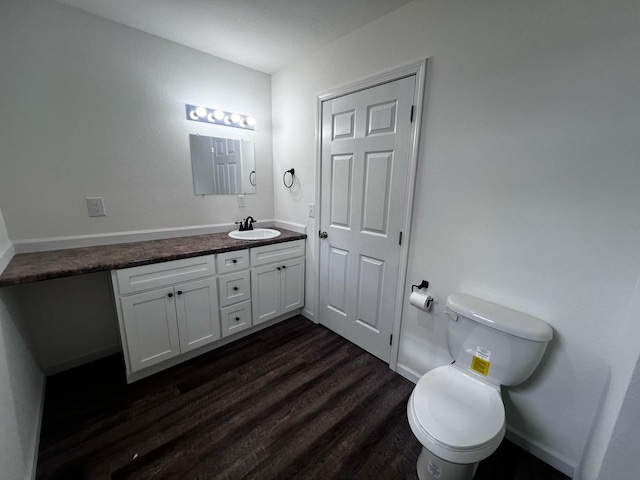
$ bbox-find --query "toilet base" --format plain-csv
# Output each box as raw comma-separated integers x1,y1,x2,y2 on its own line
416,447,478,480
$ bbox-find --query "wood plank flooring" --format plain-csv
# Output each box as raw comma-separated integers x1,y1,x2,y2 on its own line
36,316,570,480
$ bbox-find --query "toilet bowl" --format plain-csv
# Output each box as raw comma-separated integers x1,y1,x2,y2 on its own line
407,364,505,480
407,293,553,480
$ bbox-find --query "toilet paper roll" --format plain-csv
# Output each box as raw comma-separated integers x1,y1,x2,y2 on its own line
410,291,433,311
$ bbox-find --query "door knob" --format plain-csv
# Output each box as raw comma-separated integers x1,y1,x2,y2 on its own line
319,231,328,239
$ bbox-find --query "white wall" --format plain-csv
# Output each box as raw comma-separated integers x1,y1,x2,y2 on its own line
0,207,45,479
16,272,120,373
0,0,274,242
0,0,276,371
271,0,640,477
597,352,640,480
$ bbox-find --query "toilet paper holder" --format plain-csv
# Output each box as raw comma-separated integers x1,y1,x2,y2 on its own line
411,280,429,292
410,280,433,309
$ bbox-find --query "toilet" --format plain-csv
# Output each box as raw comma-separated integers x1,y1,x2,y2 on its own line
407,293,553,480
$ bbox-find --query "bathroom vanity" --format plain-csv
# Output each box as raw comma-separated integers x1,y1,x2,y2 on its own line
0,229,306,382
111,238,305,382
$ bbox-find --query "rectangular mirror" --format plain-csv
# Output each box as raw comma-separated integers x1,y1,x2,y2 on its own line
190,134,256,195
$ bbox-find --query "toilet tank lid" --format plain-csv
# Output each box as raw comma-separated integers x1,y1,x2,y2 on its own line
446,294,553,342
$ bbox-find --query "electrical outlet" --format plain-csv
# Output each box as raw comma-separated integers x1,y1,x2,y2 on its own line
86,197,106,217
238,195,246,207
308,203,315,218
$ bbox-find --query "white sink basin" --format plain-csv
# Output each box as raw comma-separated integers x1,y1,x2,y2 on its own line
228,228,282,240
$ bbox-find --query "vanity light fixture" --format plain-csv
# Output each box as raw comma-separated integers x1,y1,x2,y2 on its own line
185,104,255,131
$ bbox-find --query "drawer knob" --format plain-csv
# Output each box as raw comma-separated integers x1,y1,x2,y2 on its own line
282,265,287,269
233,287,239,291
235,317,240,321
232,259,237,264
177,290,183,295
277,267,281,271
167,292,173,298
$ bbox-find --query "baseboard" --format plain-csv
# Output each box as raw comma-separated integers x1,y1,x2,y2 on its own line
505,426,576,478
395,362,421,384
0,243,15,275
12,219,303,254
29,374,46,480
44,345,121,376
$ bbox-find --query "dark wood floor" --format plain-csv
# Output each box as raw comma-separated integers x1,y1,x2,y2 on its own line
36,316,570,480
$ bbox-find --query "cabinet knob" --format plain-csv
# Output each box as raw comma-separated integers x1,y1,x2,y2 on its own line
277,267,281,270
232,259,237,264
233,286,239,291
177,290,183,295
282,265,287,269
235,317,240,321
167,292,173,298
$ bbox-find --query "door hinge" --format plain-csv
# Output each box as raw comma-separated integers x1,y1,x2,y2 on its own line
410,105,415,123
398,231,403,245
389,334,393,345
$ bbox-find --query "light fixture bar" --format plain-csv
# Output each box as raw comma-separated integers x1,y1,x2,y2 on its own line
185,104,256,130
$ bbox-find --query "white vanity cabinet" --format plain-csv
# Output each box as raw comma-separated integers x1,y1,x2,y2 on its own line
251,240,305,325
111,237,305,382
112,255,220,373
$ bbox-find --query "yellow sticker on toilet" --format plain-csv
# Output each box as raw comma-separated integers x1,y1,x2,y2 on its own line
471,355,490,376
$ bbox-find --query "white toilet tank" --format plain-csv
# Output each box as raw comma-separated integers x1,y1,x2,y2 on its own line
445,294,553,386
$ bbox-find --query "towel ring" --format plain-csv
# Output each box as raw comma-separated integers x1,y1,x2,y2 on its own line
283,168,295,188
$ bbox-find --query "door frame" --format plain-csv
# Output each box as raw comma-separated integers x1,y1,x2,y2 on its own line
313,59,428,371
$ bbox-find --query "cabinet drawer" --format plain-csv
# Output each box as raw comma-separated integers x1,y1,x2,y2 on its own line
220,300,252,337
217,249,250,274
250,239,305,267
218,270,251,307
116,255,216,295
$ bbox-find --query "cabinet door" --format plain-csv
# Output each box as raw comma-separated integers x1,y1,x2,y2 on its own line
251,264,280,325
281,257,305,314
121,287,180,372
175,278,220,353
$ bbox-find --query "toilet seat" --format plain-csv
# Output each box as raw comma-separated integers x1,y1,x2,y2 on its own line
407,365,506,464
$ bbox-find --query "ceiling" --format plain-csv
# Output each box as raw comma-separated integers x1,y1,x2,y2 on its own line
54,0,414,74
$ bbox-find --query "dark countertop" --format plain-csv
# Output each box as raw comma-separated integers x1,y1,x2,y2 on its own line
0,228,306,287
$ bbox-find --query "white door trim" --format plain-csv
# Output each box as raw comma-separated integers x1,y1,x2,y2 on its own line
313,59,428,371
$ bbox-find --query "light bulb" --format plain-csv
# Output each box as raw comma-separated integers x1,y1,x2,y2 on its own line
207,113,216,122
245,116,256,126
189,110,199,120
224,116,232,124
195,106,207,118
230,113,241,123
213,110,224,120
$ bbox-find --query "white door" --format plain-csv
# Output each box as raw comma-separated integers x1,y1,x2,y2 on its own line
121,286,180,372
175,278,220,353
251,263,280,325
319,76,415,362
213,137,243,194
281,257,305,314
